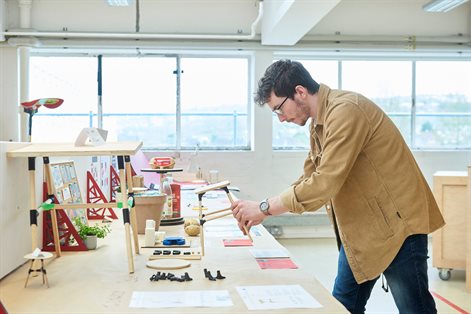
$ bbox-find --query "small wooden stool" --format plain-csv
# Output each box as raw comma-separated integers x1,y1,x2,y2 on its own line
24,252,53,288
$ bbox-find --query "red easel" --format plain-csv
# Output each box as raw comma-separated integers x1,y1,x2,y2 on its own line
86,171,118,220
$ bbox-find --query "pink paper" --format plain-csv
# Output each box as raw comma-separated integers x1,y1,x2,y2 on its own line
223,239,253,247
256,258,298,269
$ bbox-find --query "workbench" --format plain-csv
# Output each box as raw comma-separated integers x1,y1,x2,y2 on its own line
139,220,347,312
1,165,347,312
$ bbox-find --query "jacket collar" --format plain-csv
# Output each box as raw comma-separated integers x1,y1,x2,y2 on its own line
311,83,330,130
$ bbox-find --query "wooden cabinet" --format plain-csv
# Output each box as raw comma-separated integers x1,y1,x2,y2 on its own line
432,171,469,287
467,166,471,292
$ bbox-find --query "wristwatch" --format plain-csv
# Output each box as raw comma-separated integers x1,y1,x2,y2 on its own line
259,198,271,216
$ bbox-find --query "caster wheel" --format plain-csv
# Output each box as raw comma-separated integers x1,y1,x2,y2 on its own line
438,268,451,281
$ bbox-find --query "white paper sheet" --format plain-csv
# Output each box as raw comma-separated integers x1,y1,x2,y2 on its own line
249,248,291,259
129,290,233,308
204,223,261,237
236,285,322,310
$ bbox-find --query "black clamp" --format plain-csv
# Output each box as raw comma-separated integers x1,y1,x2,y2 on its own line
204,268,226,281
149,271,192,282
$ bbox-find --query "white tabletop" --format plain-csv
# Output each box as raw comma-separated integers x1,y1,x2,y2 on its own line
7,141,142,157
24,251,54,260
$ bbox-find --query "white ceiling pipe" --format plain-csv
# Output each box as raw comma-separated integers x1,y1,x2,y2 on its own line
3,1,263,41
20,38,471,53
18,0,33,29
301,34,471,44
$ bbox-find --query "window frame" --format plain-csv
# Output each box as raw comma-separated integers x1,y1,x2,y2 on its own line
29,51,253,151
274,53,471,151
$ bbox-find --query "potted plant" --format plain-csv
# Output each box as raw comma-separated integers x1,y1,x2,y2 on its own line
73,217,111,250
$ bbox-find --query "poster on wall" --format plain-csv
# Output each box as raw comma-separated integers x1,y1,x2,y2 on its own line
100,156,110,199
48,160,86,221
88,156,110,201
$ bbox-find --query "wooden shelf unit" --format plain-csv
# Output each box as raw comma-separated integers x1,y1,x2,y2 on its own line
432,170,470,291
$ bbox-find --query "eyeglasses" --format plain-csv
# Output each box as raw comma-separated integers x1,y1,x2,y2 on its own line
273,96,289,115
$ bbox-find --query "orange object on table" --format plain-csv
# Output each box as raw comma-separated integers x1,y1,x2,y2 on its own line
149,157,175,169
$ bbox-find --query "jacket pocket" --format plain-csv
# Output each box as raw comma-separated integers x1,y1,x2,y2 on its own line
367,198,394,239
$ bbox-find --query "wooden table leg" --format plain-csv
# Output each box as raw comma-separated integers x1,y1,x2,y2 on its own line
28,157,37,251
24,260,33,288
43,157,61,257
41,260,45,285
118,156,134,273
125,156,139,255
40,259,50,288
198,193,205,256
28,157,42,272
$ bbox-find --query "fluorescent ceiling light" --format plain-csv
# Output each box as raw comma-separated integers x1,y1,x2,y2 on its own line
423,0,469,12
106,0,133,6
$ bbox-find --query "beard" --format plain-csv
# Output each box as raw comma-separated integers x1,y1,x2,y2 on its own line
292,98,311,126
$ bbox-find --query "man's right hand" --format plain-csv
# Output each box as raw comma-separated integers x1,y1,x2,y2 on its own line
231,199,265,234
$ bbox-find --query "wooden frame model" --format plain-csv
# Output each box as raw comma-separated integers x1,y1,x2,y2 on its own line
49,161,84,220
194,180,253,256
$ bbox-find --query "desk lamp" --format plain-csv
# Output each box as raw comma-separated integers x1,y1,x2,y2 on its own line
21,98,64,142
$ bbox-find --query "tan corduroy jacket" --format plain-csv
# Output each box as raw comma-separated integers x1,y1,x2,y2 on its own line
280,84,445,284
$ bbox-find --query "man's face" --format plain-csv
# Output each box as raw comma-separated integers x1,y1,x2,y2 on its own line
268,90,311,126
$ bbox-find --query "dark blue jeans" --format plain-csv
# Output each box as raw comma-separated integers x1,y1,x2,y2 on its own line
332,234,437,314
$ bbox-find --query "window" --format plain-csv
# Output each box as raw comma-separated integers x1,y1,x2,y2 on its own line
273,60,338,149
415,61,471,149
29,54,250,149
29,56,96,142
180,57,249,148
343,60,412,145
273,58,470,150
102,57,177,147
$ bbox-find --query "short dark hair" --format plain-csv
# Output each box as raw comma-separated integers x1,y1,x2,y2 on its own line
254,59,320,107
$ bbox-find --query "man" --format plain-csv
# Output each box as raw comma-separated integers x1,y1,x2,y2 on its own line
231,59,445,314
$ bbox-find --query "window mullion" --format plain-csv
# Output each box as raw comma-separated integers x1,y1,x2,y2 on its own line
176,56,182,150
411,61,416,148
97,55,103,129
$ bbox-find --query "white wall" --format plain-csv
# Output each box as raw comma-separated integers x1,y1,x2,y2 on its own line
0,47,19,142
0,142,41,279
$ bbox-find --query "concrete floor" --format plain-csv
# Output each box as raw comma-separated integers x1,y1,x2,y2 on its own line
279,237,471,314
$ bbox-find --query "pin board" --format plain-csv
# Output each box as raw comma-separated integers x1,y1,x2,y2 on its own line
49,160,86,222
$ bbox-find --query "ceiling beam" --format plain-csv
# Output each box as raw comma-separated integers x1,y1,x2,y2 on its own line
261,0,341,46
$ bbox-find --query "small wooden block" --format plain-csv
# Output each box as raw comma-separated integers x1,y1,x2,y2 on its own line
132,187,147,192
192,206,208,211
194,180,230,194
148,254,202,260
146,259,191,270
